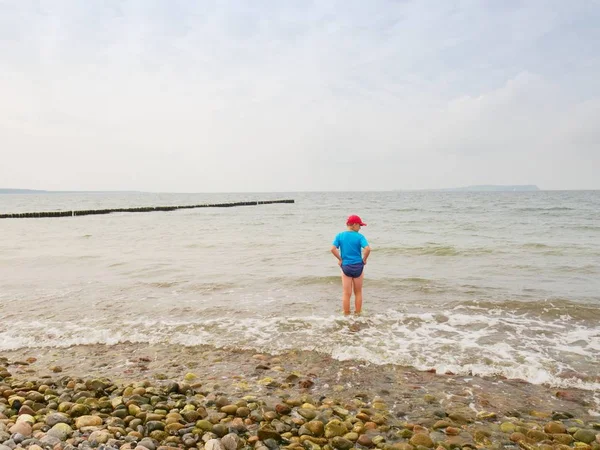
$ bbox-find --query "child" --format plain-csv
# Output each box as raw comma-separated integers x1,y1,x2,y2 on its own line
331,215,371,315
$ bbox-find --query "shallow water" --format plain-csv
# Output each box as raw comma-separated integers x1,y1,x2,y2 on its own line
0,191,599,397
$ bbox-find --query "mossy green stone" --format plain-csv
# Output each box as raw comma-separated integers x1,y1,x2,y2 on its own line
16,413,34,424
58,402,73,413
325,420,347,438
98,400,112,410
423,395,437,404
70,404,90,417
145,413,164,422
574,429,597,444
27,392,45,402
371,414,386,425
373,436,385,445
333,407,349,418
221,405,238,415
129,418,143,429
527,430,549,442
196,419,213,431
398,429,413,439
112,409,128,419
298,408,318,420
150,430,168,441
83,398,99,408
236,406,250,417
304,441,321,450
146,420,165,433
573,444,592,450
213,424,228,437
49,423,73,440
553,434,574,445
182,410,200,422
332,437,354,450
343,432,358,441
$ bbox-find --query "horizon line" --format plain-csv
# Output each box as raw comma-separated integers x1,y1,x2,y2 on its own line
2,187,600,194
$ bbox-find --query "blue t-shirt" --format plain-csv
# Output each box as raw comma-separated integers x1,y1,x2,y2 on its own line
332,231,369,265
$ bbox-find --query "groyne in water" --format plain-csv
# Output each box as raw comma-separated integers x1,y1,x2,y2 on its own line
0,199,294,219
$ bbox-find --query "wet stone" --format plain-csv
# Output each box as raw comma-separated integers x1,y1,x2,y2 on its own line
222,433,241,450
146,420,165,433
213,423,229,437
325,420,347,438
9,421,32,436
574,429,597,444
258,425,282,442
544,422,567,434
357,434,374,447
410,433,434,448
332,436,354,450
553,434,575,445
47,423,73,441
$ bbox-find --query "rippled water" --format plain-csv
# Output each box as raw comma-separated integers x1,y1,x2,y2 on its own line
0,191,599,394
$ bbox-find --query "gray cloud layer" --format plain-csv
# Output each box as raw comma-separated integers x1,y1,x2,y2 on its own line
1,1,599,191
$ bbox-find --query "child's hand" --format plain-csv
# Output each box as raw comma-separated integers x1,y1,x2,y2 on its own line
363,258,367,265
338,260,342,266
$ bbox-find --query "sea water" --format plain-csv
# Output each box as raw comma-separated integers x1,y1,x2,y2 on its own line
0,191,598,393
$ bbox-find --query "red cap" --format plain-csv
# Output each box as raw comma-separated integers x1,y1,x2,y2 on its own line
347,215,367,226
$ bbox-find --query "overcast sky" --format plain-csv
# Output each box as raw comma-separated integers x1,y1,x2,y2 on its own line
1,1,599,192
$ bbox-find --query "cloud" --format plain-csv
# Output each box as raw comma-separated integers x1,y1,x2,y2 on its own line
0,1,599,191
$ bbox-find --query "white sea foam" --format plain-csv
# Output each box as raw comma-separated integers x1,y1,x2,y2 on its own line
2,310,599,396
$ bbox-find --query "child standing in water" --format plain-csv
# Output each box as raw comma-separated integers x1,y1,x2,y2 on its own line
331,215,371,315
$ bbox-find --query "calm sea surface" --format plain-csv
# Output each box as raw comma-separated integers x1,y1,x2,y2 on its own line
1,191,599,394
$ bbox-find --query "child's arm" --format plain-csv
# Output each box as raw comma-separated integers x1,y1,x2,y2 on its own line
362,246,371,265
330,246,342,265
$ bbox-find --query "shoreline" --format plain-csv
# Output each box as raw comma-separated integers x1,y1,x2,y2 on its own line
2,343,598,417
1,343,599,449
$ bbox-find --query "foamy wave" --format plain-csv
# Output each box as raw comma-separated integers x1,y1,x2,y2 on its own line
1,310,598,395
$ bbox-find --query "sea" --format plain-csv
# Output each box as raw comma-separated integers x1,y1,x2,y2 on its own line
0,191,598,398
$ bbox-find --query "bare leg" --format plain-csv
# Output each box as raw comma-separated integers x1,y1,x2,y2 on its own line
352,271,364,314
341,272,353,315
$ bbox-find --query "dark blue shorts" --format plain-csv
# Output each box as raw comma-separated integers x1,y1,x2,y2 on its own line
341,263,364,278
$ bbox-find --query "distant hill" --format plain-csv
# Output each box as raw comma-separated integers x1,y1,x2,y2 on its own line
428,185,540,192
0,189,141,194
0,188,49,194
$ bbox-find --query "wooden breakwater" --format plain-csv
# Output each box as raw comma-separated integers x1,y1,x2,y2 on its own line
0,199,294,219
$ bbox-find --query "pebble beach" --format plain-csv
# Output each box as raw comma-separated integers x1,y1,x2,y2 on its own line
1,343,599,450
